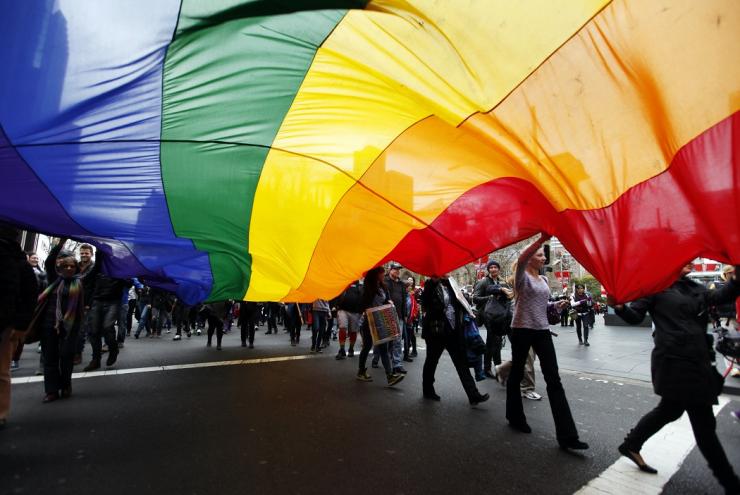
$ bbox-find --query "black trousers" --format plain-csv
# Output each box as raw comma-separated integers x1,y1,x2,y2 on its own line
359,324,391,374
206,316,223,346
240,320,256,345
624,398,740,491
483,321,505,371
126,299,139,332
42,324,77,395
506,328,578,441
422,330,479,400
575,315,589,343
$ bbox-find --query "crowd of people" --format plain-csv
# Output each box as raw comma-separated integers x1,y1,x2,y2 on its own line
1,224,739,493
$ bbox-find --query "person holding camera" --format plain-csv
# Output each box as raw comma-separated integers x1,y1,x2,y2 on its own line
609,262,740,493
570,284,594,346
472,260,513,379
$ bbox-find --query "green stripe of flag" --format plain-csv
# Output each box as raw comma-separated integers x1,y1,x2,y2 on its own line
161,2,362,301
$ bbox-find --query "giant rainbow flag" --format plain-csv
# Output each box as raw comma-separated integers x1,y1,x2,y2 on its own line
1,0,738,304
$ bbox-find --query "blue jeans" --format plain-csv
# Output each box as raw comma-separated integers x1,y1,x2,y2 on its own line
312,311,328,349
390,317,403,368
89,300,120,361
135,305,150,337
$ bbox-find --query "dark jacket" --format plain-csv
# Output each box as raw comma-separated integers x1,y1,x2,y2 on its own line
615,274,740,405
93,274,132,302
150,288,174,311
421,278,464,340
472,276,510,312
384,275,407,319
337,282,363,314
78,256,101,309
0,237,39,332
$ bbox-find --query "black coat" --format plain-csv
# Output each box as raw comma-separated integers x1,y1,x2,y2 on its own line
616,275,740,405
0,237,38,331
421,278,464,341
384,276,407,319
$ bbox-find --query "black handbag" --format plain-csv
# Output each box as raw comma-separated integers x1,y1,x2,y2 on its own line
714,326,740,359
483,296,509,323
546,304,561,325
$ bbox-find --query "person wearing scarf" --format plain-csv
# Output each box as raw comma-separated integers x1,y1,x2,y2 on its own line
38,251,85,403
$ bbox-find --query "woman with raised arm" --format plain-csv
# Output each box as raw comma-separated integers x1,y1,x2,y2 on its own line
505,233,588,451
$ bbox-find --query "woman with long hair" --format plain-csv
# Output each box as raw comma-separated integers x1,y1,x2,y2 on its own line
505,234,588,451
356,267,404,386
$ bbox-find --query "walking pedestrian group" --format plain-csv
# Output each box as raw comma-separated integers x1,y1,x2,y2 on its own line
2,226,739,493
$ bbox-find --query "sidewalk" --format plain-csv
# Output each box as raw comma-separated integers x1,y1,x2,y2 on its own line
545,316,740,396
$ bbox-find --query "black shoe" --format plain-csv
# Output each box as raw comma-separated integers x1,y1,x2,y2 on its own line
371,361,379,369
484,369,497,379
403,356,413,362
43,393,59,403
83,360,101,372
61,387,72,399
618,443,657,473
216,344,222,350
559,439,589,451
423,391,441,401
249,344,254,349
106,350,118,367
336,348,346,360
394,367,408,374
584,341,590,347
410,350,417,357
347,348,354,357
469,393,490,406
508,420,532,434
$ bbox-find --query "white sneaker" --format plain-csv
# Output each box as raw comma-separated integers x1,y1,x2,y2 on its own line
196,329,202,336
173,334,181,341
522,390,542,401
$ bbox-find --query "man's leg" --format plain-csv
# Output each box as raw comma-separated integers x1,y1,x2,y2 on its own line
0,328,17,422
103,302,120,366
87,302,103,369
336,310,348,359
520,348,536,393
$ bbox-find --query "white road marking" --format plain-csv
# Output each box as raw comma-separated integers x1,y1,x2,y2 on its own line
574,396,731,495
10,355,315,385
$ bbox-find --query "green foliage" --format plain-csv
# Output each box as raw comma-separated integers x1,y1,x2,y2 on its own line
572,275,603,302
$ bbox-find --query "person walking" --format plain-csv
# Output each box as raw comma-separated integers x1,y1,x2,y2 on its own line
610,262,740,493
335,281,362,359
37,249,86,402
472,260,513,379
571,284,594,346
356,267,404,386
421,275,489,405
505,233,587,451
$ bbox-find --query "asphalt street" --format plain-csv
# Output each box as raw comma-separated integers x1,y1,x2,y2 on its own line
3,317,739,495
